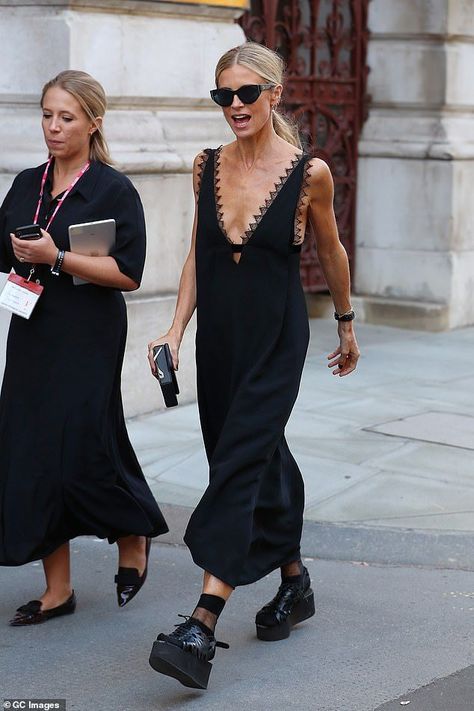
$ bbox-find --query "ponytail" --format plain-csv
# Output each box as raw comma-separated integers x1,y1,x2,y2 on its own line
89,126,112,164
272,109,301,149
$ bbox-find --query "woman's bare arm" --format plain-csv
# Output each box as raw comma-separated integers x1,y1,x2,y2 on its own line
306,159,360,376
147,152,203,373
11,232,138,291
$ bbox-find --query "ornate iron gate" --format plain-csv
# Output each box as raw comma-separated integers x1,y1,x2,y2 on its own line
239,0,370,291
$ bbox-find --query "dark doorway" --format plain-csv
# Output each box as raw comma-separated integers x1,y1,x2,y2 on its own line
239,0,370,291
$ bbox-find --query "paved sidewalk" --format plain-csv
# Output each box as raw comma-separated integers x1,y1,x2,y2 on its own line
2,539,474,711
129,318,474,536
2,319,474,711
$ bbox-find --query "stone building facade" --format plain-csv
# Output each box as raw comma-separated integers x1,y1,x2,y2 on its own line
355,0,474,332
0,0,245,416
0,0,473,417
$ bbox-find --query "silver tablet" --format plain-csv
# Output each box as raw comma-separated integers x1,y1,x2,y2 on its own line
68,219,116,285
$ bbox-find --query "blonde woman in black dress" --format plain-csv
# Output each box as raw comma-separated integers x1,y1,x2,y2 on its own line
147,42,359,689
0,71,167,625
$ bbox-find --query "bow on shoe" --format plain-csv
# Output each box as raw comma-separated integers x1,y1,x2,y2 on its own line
11,600,43,625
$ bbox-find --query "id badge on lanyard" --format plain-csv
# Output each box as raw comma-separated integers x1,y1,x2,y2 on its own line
0,273,44,319
0,157,90,319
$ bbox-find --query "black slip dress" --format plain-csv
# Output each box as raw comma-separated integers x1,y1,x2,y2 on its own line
184,147,311,588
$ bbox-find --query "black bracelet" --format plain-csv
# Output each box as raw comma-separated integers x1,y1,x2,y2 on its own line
334,309,355,322
51,249,65,276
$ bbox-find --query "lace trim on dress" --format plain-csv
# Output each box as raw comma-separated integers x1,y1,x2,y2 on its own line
195,149,211,201
214,146,227,238
213,145,303,246
293,157,313,246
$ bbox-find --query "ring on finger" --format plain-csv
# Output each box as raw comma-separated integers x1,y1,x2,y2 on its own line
19,257,25,263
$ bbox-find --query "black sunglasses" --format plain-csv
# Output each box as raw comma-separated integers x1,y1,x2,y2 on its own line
210,83,275,107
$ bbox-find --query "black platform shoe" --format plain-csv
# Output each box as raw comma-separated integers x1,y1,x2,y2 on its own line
149,616,229,689
115,537,151,607
10,591,76,626
255,566,315,641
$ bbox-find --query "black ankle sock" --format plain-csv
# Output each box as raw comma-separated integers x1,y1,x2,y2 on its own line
197,594,226,617
191,594,226,633
281,560,304,585
282,573,303,585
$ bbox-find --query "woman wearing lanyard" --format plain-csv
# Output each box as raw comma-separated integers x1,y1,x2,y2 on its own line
0,70,168,625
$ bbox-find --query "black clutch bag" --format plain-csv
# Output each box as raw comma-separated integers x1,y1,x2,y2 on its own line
152,343,179,408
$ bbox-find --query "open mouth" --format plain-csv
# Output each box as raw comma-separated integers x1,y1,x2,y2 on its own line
232,114,251,129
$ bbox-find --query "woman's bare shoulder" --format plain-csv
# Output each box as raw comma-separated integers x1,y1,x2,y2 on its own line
304,157,334,198
306,157,332,179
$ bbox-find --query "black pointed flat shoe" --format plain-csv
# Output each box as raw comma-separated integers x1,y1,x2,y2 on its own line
149,615,229,690
115,536,151,607
9,591,76,627
255,566,315,641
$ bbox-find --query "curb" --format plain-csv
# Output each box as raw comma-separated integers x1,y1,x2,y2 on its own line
158,503,474,571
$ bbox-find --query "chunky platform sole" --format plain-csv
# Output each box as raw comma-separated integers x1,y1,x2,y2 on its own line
256,588,315,642
149,640,212,689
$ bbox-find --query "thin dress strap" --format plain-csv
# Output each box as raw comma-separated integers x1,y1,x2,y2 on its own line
293,155,314,247
194,149,212,202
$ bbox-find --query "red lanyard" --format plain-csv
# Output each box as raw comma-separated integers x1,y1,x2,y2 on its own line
33,157,90,231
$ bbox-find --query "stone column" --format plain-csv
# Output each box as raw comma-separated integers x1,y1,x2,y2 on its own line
355,0,474,330
0,0,246,415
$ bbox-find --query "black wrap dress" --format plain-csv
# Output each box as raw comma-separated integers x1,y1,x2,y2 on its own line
184,147,311,588
0,160,168,566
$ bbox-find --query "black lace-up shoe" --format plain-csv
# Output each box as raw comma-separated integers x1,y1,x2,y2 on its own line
149,616,229,689
255,566,315,641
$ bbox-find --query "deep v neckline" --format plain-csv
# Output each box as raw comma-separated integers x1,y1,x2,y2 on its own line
213,145,303,247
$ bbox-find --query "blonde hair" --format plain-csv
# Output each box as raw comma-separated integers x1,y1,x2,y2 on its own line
41,70,112,164
215,42,301,149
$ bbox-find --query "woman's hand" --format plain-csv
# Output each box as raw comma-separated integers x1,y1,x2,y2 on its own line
10,229,57,266
327,322,360,377
147,331,181,375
